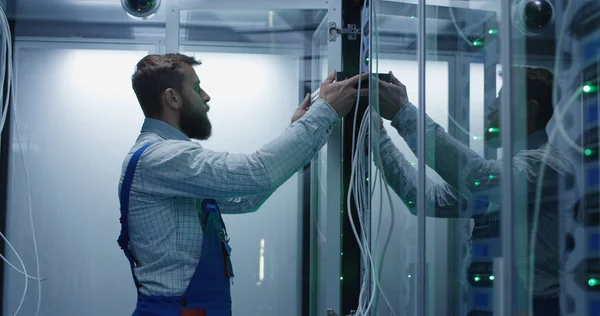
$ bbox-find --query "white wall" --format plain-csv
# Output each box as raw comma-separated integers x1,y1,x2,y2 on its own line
3,44,303,316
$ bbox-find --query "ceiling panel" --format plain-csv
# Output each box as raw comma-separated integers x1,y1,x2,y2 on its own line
9,0,512,50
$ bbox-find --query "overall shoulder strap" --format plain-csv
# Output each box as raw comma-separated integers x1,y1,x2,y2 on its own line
117,142,154,291
202,199,228,235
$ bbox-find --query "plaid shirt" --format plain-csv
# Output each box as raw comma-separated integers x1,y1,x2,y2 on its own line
379,102,575,298
118,99,338,296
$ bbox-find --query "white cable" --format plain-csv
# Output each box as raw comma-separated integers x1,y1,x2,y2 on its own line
0,230,28,316
0,8,9,136
12,86,43,316
360,109,396,316
352,109,379,315
351,116,369,314
346,5,370,314
358,115,377,315
355,7,379,314
0,8,28,316
448,6,475,47
448,6,486,48
359,107,395,315
349,106,396,316
0,4,44,316
370,119,397,316
369,2,397,311
0,8,7,145
347,116,376,315
0,252,45,281
348,3,397,314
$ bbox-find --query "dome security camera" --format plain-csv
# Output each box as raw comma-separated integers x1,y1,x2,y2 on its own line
513,0,555,36
121,0,161,20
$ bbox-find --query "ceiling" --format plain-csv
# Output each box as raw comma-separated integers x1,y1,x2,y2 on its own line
4,0,553,56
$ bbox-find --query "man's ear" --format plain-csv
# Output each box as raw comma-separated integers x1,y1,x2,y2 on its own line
163,88,182,111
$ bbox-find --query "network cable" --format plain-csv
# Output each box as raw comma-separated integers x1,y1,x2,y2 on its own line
345,5,375,312
0,3,44,316
345,3,398,314
368,2,397,314
353,107,397,316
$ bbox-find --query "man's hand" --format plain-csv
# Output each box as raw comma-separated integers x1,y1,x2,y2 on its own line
378,71,410,120
291,93,311,123
319,71,369,117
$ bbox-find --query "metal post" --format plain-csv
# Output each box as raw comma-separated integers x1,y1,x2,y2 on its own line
499,0,514,315
179,0,328,10
447,52,471,316
325,1,342,314
416,1,427,316
340,0,364,313
165,0,181,53
483,13,499,161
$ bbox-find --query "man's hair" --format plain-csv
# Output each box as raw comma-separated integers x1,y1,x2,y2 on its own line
131,53,201,118
513,66,557,129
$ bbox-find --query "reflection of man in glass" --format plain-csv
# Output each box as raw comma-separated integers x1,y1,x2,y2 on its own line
375,67,573,316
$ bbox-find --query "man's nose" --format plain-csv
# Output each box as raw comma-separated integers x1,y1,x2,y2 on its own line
202,92,211,104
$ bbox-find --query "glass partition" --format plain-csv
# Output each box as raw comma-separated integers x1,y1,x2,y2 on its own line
3,1,598,315
176,8,327,316
370,2,421,315
369,0,598,315
310,14,342,316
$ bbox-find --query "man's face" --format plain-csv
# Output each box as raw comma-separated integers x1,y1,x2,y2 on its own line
178,64,212,140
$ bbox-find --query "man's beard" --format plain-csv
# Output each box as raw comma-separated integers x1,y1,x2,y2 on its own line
180,99,212,140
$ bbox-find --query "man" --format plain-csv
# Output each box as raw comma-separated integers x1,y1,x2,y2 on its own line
375,67,573,315
118,53,367,316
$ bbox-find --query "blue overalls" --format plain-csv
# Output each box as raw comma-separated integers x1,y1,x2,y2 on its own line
118,143,234,316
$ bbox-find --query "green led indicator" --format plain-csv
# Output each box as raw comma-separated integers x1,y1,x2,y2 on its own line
589,278,599,287
474,276,481,282
410,16,415,19
582,84,596,93
473,136,480,140
488,127,500,133
474,181,481,186
489,275,495,281
410,161,415,165
585,149,594,156
473,40,483,46
489,175,496,180
488,29,498,35
408,274,412,278
341,252,344,256
408,201,415,205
